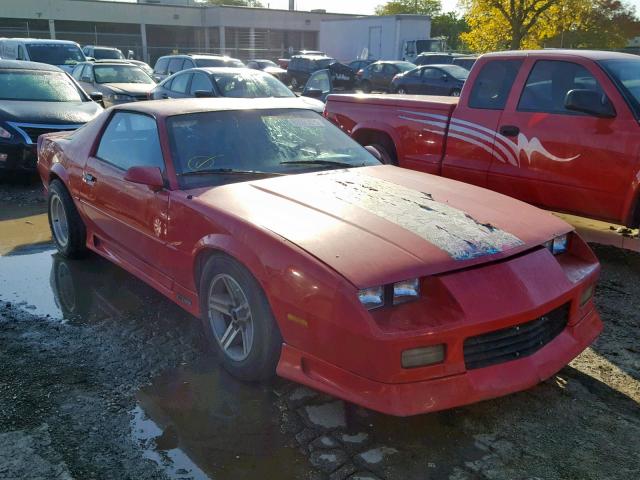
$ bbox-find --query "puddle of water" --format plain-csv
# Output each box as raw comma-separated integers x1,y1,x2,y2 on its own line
133,363,311,480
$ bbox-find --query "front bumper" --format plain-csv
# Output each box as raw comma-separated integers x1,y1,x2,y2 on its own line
278,307,602,416
0,142,38,172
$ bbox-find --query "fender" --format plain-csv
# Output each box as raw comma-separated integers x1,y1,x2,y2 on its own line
49,160,71,188
351,121,403,158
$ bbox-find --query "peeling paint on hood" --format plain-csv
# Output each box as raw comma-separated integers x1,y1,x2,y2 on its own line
305,170,523,260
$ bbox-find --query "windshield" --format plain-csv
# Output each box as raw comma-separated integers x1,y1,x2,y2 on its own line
93,48,124,60
25,43,84,65
212,71,294,98
599,59,640,118
0,70,84,102
93,65,154,84
167,109,380,188
195,58,245,68
440,64,470,80
258,60,278,68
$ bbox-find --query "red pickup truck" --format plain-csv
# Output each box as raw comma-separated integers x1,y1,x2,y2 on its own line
325,50,640,227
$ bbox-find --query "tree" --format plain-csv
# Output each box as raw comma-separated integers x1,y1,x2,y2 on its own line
431,12,469,51
460,0,588,51
375,0,442,17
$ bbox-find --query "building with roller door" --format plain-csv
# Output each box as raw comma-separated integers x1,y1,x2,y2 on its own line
0,0,355,64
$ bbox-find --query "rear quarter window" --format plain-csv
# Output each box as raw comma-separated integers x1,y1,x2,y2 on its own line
154,57,169,74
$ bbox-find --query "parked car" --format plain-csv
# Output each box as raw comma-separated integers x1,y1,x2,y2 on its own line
152,54,244,82
246,59,287,82
277,50,325,69
414,52,465,66
357,60,416,93
452,55,478,71
0,60,102,172
347,59,375,73
127,59,154,77
38,97,601,417
287,54,344,90
71,61,156,107
149,68,324,113
0,38,86,73
325,49,640,227
82,45,125,61
391,64,468,96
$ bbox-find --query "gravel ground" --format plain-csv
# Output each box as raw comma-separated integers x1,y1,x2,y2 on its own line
0,183,638,480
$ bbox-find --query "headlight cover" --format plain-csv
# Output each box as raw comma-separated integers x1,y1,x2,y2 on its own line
358,286,384,310
393,278,420,305
0,126,12,139
110,94,134,101
544,234,568,255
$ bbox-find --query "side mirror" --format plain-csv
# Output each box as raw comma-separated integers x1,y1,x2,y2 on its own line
302,88,324,99
89,92,104,107
364,145,382,162
565,89,615,118
124,166,164,191
194,90,214,98
86,57,96,62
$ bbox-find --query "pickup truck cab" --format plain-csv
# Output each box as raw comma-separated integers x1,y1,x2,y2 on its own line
325,50,640,227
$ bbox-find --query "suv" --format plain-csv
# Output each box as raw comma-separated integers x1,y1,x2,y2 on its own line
82,45,125,61
287,55,337,90
414,53,465,66
152,54,244,82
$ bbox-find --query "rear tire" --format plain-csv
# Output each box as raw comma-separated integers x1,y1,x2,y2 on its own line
368,141,396,165
48,179,87,259
199,254,282,382
397,87,408,94
361,80,372,93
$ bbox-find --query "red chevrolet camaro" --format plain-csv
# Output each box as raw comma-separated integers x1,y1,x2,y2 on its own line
37,98,602,416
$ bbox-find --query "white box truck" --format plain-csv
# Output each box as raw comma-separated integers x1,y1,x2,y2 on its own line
319,14,442,63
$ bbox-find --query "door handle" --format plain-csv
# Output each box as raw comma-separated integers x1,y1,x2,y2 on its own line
499,125,520,137
83,172,97,185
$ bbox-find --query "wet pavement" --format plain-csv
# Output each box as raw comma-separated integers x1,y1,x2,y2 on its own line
1,183,639,480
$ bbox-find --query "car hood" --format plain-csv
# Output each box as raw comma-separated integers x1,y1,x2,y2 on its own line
192,166,571,287
294,96,325,113
0,100,102,125
102,83,156,95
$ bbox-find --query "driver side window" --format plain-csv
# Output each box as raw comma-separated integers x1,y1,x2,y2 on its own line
96,112,164,171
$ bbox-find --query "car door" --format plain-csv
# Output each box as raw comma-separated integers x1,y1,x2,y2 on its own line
488,58,637,221
420,67,444,95
381,64,399,91
441,59,523,188
189,72,214,97
79,111,172,289
165,72,193,99
77,65,96,94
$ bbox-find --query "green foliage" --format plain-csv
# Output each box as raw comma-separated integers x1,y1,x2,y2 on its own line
375,0,442,17
431,12,470,50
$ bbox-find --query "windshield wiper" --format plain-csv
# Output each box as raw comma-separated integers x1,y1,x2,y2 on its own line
178,168,284,177
280,160,357,168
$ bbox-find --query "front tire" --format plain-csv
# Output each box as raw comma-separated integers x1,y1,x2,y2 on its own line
397,87,408,94
199,254,282,382
450,88,461,97
48,179,87,258
360,80,372,93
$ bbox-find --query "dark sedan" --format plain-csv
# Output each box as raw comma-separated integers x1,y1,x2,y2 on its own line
149,67,324,113
0,60,102,172
391,64,468,96
71,61,156,107
357,61,416,93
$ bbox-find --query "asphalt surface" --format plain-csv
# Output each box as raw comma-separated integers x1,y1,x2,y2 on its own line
0,179,638,480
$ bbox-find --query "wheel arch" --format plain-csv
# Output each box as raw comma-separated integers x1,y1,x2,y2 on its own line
352,126,400,164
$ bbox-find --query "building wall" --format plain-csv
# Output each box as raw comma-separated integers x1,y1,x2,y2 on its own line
0,0,353,63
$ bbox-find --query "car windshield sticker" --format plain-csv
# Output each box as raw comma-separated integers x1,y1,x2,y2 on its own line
286,170,523,260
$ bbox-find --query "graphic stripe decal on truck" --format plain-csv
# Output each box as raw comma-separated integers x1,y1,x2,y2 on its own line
398,110,580,166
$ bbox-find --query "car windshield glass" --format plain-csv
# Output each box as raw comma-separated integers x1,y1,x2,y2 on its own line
396,62,417,72
93,65,154,84
0,70,83,101
440,64,470,80
316,59,335,69
196,58,245,68
258,60,277,68
25,44,84,65
94,48,124,60
167,109,380,188
599,58,640,118
211,71,294,98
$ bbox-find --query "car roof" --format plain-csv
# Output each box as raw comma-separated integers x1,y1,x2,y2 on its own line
0,59,63,72
189,67,265,73
291,55,333,60
114,97,313,118
2,38,79,45
482,49,640,61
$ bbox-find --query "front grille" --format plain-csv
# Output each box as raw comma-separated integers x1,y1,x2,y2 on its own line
8,123,81,144
463,303,570,370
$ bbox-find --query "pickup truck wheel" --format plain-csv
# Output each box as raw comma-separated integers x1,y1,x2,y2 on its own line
361,81,372,93
368,143,396,165
48,179,87,259
200,254,282,382
397,87,408,94
450,88,461,97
